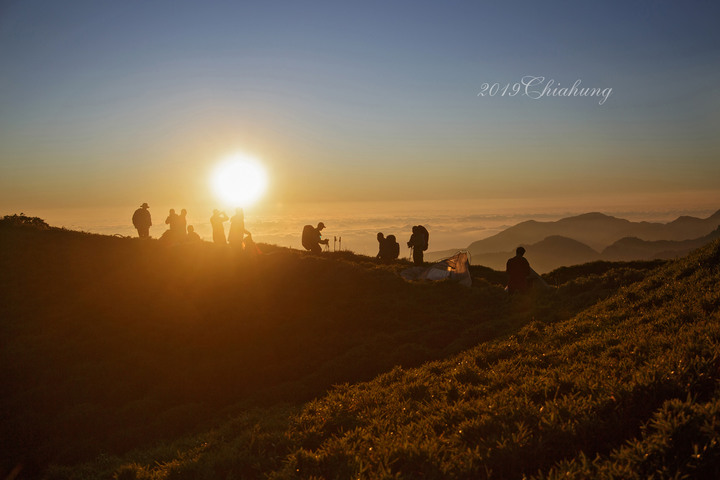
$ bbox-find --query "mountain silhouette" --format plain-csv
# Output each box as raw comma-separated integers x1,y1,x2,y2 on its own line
601,226,720,261
470,235,600,273
466,210,720,255
464,228,720,274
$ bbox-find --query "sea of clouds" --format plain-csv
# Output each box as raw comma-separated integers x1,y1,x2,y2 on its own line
24,200,719,259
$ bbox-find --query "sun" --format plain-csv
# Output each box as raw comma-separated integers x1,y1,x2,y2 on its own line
210,153,268,207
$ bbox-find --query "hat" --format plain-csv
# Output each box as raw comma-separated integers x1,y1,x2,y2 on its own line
140,203,149,208
317,222,326,229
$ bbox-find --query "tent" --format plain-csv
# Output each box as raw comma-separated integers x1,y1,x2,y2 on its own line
400,251,472,287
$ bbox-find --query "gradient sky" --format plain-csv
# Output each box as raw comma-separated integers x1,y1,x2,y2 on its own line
1,0,719,212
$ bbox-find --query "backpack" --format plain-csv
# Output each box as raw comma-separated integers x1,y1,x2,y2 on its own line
386,235,400,259
416,225,429,251
301,225,315,250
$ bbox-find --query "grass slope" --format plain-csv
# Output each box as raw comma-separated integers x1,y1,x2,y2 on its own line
114,238,719,480
271,240,720,479
2,218,704,479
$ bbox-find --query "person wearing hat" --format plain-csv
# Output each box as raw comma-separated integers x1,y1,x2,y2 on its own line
132,203,152,238
301,222,329,254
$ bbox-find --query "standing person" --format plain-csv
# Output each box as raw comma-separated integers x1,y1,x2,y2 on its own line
407,225,429,266
301,222,329,254
178,209,188,238
228,208,250,249
132,203,152,238
161,209,182,244
210,209,229,245
165,209,179,230
376,232,387,259
506,246,532,294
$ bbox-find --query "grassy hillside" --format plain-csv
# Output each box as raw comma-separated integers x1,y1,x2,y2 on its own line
3,217,714,479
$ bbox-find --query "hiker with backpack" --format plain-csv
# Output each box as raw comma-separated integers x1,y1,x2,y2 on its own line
377,232,400,263
407,225,429,265
302,222,329,254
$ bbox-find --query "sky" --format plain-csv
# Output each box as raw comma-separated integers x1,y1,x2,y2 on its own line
1,0,720,216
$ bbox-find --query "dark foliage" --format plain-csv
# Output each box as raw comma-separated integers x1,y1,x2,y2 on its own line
0,213,50,229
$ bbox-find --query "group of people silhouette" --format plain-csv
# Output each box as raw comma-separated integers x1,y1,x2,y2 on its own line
131,203,257,253
133,203,536,293
210,208,254,248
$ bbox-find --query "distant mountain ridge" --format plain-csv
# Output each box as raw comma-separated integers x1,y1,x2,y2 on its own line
463,227,720,273
466,210,720,254
427,210,720,272
601,227,720,262
469,236,600,274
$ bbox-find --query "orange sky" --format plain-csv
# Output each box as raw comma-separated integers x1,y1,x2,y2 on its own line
1,2,719,215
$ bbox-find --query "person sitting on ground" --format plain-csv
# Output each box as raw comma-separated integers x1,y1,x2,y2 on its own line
302,222,329,254
186,225,201,242
506,246,532,294
132,203,152,238
377,232,400,262
243,232,262,257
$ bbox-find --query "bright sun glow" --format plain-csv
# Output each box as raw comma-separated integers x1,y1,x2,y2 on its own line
210,154,268,207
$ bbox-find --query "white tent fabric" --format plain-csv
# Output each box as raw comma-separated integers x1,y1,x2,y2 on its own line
530,268,550,291
400,251,472,287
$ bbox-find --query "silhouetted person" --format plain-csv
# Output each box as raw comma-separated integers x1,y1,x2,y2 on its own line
407,225,429,265
385,234,400,261
132,203,152,238
302,222,329,254
179,208,188,237
376,232,386,258
506,246,531,294
210,209,229,244
228,208,250,249
243,232,261,257
186,225,201,242
165,209,178,229
377,232,400,262
164,208,185,243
